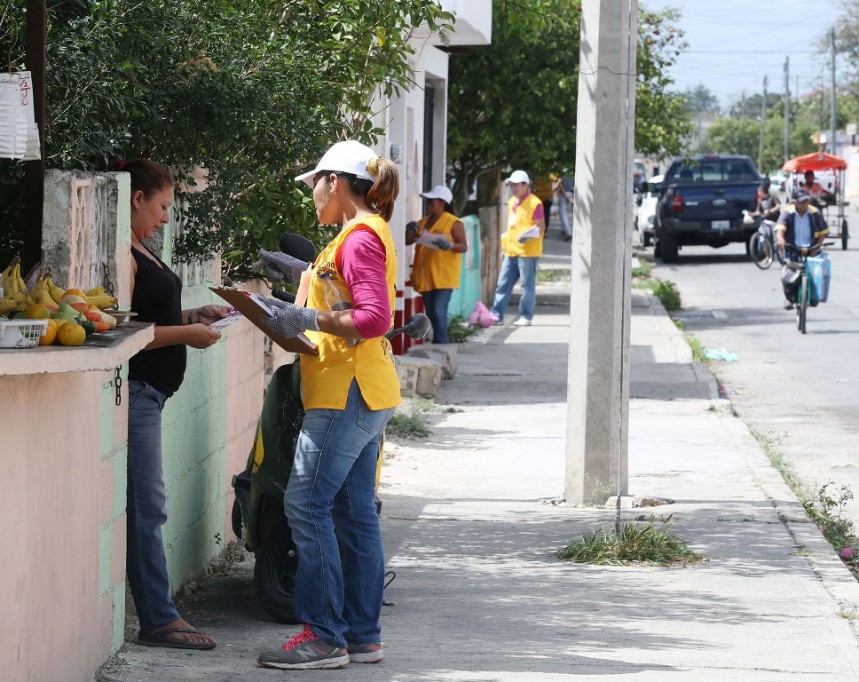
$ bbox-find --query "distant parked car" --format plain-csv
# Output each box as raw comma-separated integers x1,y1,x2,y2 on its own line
768,171,786,191
634,174,662,247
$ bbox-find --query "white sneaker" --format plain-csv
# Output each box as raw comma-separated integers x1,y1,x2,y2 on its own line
513,318,532,327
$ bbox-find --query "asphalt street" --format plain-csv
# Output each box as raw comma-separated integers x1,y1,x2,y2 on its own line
648,200,859,531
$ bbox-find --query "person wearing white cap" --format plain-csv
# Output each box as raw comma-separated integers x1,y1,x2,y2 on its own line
405,184,468,344
257,140,400,670
489,170,546,326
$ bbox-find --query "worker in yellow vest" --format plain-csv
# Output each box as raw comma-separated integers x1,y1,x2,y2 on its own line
405,184,467,343
489,170,546,327
257,140,399,670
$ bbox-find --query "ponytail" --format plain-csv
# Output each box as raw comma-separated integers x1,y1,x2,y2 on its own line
365,158,399,222
108,158,172,197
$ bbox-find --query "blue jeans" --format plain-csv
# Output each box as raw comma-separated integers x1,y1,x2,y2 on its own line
284,380,394,649
126,380,180,631
422,288,453,344
491,255,538,321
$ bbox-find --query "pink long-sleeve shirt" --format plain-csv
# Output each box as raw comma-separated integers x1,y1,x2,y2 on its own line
335,226,392,339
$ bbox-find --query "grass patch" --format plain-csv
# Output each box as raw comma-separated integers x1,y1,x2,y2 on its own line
631,259,652,278
536,268,571,284
447,313,479,344
557,515,704,566
684,332,707,363
386,399,431,439
653,279,681,311
631,279,655,290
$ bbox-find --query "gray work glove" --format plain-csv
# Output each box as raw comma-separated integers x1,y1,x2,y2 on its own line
432,237,451,250
251,249,309,283
261,297,319,338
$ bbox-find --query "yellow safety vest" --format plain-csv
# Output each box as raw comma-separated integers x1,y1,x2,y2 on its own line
502,193,544,258
300,215,401,411
411,211,462,293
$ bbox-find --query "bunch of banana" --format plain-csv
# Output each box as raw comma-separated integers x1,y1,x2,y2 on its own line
29,270,60,308
85,285,117,310
0,258,34,315
43,272,67,306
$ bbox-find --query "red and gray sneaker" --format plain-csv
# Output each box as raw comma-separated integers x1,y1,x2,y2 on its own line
347,642,384,664
257,625,349,670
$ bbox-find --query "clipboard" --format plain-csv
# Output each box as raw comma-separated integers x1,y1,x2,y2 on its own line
210,287,318,355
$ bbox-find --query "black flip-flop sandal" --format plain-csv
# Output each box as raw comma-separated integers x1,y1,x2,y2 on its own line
137,627,216,650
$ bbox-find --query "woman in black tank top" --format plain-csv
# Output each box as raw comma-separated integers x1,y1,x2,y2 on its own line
121,159,230,651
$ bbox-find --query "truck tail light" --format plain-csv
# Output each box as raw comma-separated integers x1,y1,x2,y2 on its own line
670,193,684,213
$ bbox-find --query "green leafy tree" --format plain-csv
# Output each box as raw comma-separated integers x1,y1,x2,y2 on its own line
446,1,691,209
0,1,452,271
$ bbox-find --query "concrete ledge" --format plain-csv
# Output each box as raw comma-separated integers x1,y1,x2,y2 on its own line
394,355,441,398
405,343,458,380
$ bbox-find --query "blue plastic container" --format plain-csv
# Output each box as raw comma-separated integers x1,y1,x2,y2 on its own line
806,253,831,303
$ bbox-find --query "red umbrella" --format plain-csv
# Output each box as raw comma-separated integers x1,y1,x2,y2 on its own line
782,152,847,172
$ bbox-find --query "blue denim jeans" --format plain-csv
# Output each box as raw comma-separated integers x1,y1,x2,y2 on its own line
284,380,394,648
422,288,453,344
491,255,538,321
126,380,181,631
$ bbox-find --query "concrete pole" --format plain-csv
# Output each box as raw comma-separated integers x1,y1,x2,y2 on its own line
784,57,790,162
565,0,636,507
830,29,837,156
758,76,768,171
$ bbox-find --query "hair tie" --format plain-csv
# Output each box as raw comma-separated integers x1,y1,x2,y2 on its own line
117,159,127,171
366,157,380,177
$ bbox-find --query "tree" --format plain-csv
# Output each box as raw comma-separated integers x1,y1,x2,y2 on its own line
682,85,720,114
446,1,691,210
0,1,452,271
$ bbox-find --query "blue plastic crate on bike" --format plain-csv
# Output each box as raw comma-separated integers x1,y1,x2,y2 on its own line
806,253,831,303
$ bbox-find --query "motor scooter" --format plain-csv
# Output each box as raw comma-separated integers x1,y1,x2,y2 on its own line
231,302,430,623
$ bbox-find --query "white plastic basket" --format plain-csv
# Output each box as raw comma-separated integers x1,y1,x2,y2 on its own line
0,319,48,349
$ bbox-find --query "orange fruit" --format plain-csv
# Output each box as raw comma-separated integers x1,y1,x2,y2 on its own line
57,322,86,346
63,288,89,301
39,319,58,346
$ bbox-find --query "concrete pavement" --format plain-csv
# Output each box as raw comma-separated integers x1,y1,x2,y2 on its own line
99,235,859,681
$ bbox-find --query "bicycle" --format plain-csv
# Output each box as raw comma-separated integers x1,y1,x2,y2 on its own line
748,218,786,270
781,244,829,334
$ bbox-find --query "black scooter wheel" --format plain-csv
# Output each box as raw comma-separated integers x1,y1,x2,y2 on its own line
254,520,300,623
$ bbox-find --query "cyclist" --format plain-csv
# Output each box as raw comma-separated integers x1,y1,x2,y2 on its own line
751,178,781,221
774,188,828,309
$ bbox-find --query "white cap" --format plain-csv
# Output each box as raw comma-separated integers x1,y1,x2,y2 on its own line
295,140,379,187
506,170,530,184
419,185,453,204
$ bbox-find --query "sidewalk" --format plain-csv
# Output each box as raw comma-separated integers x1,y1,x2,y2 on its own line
100,236,859,681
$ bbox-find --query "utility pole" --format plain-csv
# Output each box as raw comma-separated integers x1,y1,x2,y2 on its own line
784,57,790,162
567,0,636,507
830,29,837,155
758,76,768,171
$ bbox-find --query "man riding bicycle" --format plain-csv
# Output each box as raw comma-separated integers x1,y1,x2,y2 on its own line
775,188,828,309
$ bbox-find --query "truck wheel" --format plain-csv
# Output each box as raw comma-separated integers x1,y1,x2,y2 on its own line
659,233,679,263
842,220,849,250
254,519,300,623
642,231,652,248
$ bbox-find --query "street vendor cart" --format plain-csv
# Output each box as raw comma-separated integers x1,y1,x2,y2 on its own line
783,151,849,250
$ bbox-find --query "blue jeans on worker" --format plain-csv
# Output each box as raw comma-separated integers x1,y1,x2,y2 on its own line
284,379,394,649
491,255,538,321
422,288,453,344
126,380,181,632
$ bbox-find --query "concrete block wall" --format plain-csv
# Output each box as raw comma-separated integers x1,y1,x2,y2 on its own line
98,366,130,655
0,372,118,682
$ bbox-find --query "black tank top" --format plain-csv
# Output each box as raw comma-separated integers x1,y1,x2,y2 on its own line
129,246,186,397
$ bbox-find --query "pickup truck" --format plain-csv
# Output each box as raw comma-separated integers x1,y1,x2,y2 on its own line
654,155,761,262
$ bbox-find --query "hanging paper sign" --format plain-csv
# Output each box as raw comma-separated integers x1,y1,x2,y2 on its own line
0,71,41,161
